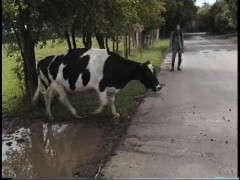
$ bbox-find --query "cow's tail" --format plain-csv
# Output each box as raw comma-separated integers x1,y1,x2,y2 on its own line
32,68,41,106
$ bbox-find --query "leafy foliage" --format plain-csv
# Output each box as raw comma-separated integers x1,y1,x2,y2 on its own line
162,0,198,35
196,0,237,34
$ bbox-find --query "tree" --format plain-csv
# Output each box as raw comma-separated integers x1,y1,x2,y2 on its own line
3,0,55,99
220,0,237,30
162,0,198,36
196,3,214,33
135,0,166,49
196,0,237,34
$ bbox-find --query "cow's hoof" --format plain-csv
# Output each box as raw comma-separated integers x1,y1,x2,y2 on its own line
92,111,100,116
74,115,82,119
114,113,120,118
48,116,54,120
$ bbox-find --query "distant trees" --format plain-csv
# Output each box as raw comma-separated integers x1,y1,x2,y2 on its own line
196,0,237,34
161,0,198,37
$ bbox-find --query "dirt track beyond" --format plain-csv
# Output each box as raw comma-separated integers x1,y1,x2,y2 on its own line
102,35,237,178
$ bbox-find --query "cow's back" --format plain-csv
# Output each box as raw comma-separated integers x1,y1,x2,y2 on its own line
81,49,110,87
37,48,110,92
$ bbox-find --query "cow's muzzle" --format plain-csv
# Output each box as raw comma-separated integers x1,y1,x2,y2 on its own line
156,84,162,92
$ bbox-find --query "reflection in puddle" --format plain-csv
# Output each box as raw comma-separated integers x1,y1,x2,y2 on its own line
2,122,103,178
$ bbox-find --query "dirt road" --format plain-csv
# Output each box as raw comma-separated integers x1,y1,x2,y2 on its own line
102,34,238,178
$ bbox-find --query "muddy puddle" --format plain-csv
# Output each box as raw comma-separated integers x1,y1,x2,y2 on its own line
2,122,103,178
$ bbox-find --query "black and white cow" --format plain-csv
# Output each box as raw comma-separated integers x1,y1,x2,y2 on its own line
33,48,162,119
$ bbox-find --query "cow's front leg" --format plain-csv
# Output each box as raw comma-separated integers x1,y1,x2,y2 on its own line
52,83,82,119
45,85,58,120
93,91,108,115
108,93,120,118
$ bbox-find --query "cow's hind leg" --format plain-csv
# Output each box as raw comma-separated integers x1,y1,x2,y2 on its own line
93,91,108,115
108,93,120,118
45,85,58,120
52,84,82,119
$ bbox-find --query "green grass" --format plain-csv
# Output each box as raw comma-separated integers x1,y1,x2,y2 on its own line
228,36,237,43
130,40,169,72
217,33,237,43
3,38,169,122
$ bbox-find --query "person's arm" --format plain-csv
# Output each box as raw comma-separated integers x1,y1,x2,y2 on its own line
181,32,185,52
182,32,184,48
169,32,173,49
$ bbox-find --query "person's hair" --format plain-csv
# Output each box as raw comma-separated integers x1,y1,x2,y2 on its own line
174,28,182,35
172,25,183,43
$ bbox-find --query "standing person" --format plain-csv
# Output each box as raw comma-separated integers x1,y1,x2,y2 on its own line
169,24,184,71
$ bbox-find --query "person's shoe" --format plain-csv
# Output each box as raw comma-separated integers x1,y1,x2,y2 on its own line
177,67,182,71
170,67,174,72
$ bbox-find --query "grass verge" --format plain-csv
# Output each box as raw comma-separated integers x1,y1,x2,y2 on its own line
216,33,237,43
228,36,237,43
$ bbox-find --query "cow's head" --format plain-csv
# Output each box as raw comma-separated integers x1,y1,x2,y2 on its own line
139,61,162,92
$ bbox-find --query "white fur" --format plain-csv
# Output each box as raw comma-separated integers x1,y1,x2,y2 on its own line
106,87,120,94
147,64,154,74
156,84,161,90
83,49,110,90
48,55,60,82
39,69,49,86
32,76,41,104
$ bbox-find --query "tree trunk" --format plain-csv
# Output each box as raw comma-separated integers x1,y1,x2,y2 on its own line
16,2,38,100
112,36,115,53
116,35,119,54
86,33,92,49
156,29,160,41
138,32,143,58
65,30,72,50
22,53,29,95
149,31,152,47
71,28,77,49
136,32,140,49
141,31,146,49
95,33,105,49
124,34,128,58
128,34,131,57
22,36,38,100
105,37,109,52
83,31,92,49
145,33,149,49
133,32,136,49
12,25,29,93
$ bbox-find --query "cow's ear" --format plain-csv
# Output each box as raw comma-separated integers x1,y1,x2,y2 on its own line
146,60,150,64
141,60,150,67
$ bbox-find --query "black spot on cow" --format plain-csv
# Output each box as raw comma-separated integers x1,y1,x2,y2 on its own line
99,54,140,92
62,50,90,90
82,69,90,86
49,55,64,80
37,48,89,90
37,56,54,88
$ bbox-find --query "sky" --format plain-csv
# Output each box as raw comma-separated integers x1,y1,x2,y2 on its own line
195,0,217,7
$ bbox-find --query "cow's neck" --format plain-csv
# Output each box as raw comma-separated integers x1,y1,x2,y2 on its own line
118,60,141,83
104,55,143,90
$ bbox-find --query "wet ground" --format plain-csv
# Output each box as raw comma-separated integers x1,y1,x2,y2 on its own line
2,114,130,178
2,121,103,178
102,34,237,178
